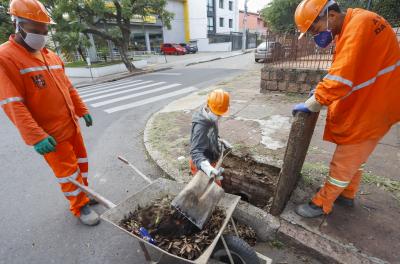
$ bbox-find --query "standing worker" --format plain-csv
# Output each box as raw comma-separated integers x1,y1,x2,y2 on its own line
0,0,99,225
190,89,230,184
292,0,400,217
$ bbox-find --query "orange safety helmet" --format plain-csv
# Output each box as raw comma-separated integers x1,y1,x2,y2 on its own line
294,0,328,39
9,0,54,24
207,89,230,116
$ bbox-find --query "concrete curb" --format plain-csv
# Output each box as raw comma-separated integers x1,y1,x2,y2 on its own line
75,66,173,88
142,80,387,264
185,50,253,67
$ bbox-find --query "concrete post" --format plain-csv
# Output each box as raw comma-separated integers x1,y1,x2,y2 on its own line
145,31,151,52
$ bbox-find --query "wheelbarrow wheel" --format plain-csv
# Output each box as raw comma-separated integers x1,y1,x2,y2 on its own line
211,235,260,264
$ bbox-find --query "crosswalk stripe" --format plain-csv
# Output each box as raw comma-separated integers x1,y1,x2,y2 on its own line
83,82,167,102
79,80,146,95
149,73,182,76
104,87,197,113
80,81,153,98
78,78,140,92
91,83,183,107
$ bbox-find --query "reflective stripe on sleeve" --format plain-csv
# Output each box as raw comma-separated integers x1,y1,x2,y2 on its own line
20,65,63,75
81,172,88,178
0,97,23,106
327,176,349,188
324,74,353,87
57,169,80,184
345,60,400,97
64,188,82,197
78,158,88,163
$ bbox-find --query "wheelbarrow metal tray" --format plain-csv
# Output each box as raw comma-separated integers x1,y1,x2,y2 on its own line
101,178,241,264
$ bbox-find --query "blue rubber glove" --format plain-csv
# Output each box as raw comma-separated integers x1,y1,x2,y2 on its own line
34,136,57,155
139,227,156,244
83,114,93,127
292,103,311,116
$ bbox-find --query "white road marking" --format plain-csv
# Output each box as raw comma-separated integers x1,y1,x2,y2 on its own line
91,83,182,107
80,81,153,98
77,78,140,92
83,82,166,102
104,87,197,113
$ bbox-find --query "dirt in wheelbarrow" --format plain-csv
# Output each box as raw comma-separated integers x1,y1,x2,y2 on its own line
120,196,256,260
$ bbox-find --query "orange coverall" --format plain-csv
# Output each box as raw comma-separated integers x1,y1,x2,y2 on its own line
0,35,90,216
311,9,400,213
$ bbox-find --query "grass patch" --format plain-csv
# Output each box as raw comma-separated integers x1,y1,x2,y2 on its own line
301,162,329,185
66,60,124,68
363,172,400,201
269,239,285,249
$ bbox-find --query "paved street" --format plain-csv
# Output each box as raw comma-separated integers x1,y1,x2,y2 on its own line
0,53,262,264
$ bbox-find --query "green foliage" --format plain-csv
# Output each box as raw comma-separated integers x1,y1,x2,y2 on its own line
49,0,174,71
261,0,301,33
261,0,400,33
0,0,13,44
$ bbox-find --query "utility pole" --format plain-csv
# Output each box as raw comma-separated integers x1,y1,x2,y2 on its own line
242,0,248,52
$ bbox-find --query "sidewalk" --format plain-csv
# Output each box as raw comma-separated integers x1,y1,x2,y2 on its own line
69,50,251,87
143,68,400,263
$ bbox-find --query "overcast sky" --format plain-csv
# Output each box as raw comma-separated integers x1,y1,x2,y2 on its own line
238,0,272,13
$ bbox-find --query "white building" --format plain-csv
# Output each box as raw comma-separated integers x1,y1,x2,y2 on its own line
163,0,240,52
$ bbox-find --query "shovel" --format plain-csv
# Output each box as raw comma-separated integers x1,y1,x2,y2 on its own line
172,139,232,230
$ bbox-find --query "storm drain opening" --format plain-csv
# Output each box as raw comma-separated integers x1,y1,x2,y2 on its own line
222,154,280,210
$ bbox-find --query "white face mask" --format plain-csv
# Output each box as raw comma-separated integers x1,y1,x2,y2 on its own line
16,23,48,51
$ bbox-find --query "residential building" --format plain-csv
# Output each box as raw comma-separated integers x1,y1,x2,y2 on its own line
163,0,240,52
239,10,268,36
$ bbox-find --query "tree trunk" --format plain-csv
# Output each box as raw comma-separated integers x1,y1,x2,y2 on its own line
118,45,135,72
77,46,86,61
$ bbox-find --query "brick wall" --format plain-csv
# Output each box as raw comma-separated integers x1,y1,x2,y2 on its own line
260,66,327,94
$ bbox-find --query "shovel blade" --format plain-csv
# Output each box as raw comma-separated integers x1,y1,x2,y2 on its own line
172,171,225,229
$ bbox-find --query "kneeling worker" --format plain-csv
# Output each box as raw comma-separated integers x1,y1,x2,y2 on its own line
189,89,230,184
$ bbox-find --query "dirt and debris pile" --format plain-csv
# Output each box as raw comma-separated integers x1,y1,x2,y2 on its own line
119,196,256,260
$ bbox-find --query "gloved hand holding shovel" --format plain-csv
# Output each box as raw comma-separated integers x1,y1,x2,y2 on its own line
200,160,224,181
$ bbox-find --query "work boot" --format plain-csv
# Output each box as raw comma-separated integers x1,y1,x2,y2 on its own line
88,197,99,206
295,202,324,218
335,195,354,207
79,204,100,226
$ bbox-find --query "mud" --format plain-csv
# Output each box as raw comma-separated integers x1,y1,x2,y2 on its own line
222,154,280,209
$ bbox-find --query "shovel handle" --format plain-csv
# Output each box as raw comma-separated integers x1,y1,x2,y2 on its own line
118,155,153,184
68,178,116,209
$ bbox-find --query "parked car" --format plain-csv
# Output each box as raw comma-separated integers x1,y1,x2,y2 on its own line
161,43,186,55
179,43,198,54
255,41,284,62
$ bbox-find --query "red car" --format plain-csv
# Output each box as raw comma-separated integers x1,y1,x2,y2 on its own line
161,43,186,55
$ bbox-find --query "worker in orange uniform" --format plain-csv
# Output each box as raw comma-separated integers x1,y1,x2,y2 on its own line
292,0,400,218
190,89,230,185
0,0,99,225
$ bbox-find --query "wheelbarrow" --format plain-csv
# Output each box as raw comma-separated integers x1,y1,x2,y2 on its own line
69,157,271,264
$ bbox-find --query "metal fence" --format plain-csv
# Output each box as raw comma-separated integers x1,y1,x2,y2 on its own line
208,31,258,51
264,22,400,70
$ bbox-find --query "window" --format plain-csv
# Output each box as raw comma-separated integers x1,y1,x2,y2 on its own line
208,17,215,32
219,0,224,9
229,1,233,11
229,19,233,28
219,17,224,27
207,0,214,12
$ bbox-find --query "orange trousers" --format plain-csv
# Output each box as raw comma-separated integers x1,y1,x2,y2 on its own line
312,138,380,214
44,131,90,217
189,159,221,186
